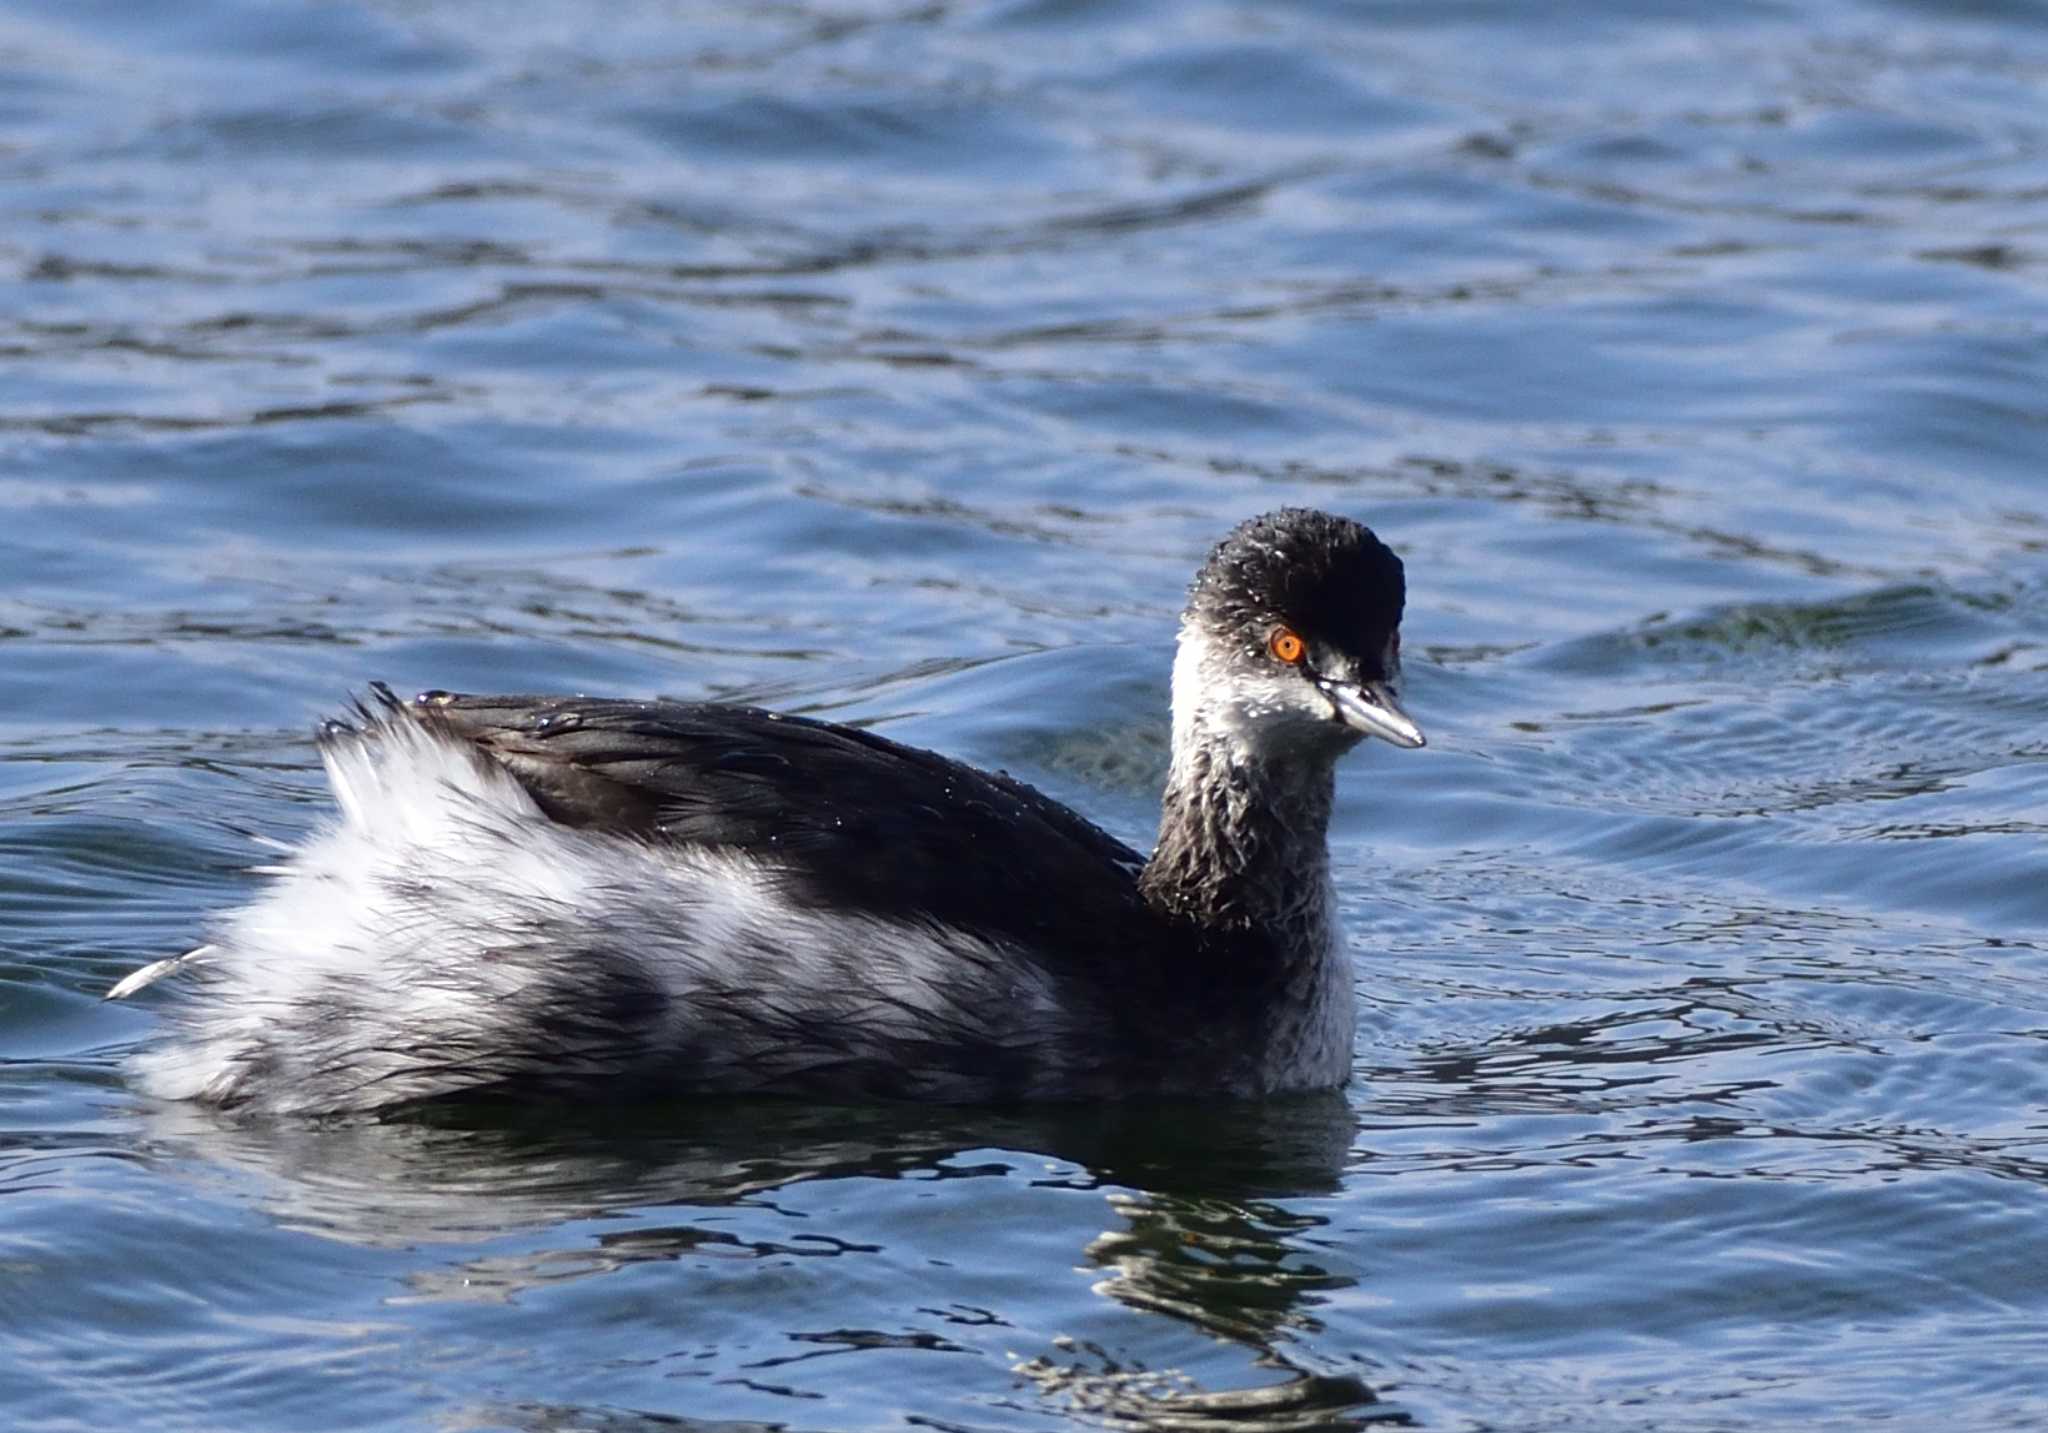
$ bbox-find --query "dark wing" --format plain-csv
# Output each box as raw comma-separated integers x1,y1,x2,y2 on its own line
383,685,1152,961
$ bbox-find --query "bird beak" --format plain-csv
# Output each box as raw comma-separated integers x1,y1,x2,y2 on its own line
1323,678,1426,749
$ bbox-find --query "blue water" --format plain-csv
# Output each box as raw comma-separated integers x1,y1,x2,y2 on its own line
5,1,2048,1428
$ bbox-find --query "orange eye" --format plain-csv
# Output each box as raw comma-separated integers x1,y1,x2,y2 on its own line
1268,626,1306,665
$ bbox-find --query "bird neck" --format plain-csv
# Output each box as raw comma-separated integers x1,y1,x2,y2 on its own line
1138,709,1341,954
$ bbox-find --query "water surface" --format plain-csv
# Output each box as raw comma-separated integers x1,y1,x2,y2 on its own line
4,2,2048,1429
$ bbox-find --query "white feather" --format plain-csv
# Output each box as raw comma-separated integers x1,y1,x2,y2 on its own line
106,945,215,1001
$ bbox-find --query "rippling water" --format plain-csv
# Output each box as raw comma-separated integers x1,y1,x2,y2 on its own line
5,1,2048,1429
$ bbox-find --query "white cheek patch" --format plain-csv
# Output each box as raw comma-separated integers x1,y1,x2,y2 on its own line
1169,623,1342,769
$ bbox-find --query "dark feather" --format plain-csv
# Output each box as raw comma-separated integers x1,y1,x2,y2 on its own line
1188,508,1405,671
402,688,1154,967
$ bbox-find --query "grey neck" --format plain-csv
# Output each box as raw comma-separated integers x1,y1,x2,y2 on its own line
1138,726,1341,959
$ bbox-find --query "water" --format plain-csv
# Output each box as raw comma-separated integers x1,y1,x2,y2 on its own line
4,0,2047,1427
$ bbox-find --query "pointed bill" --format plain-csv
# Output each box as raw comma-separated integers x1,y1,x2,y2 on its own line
1325,679,1425,749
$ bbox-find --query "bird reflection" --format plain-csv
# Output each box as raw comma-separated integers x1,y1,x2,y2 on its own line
134,1093,1405,1430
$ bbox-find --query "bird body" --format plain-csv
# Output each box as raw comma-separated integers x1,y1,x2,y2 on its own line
114,509,1422,1116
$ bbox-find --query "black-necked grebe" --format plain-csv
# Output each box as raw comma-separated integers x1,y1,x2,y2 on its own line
110,509,1423,1115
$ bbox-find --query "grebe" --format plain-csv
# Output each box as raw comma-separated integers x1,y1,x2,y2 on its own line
110,509,1423,1115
